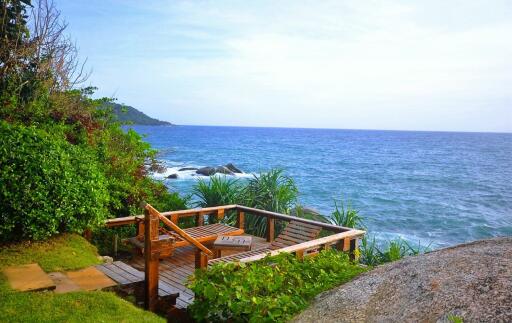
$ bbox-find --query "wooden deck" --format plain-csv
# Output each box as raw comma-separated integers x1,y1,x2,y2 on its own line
127,235,271,309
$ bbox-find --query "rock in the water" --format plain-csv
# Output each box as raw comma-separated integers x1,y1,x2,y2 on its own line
225,163,243,174
196,166,236,176
215,166,235,175
293,237,512,322
178,167,198,171
196,167,217,176
166,174,178,179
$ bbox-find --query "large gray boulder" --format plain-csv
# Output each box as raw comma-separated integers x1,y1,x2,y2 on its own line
294,237,512,322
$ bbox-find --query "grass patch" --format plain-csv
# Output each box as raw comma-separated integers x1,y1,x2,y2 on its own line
0,233,101,272
0,234,164,323
0,290,164,323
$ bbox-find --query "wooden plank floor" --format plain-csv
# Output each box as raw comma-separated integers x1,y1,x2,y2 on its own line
128,235,270,309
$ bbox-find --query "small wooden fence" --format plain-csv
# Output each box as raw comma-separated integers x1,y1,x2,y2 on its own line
105,204,365,311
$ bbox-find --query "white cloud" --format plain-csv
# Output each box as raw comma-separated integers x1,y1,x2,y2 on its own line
66,0,512,131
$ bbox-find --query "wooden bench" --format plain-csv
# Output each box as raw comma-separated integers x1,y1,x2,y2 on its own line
213,235,252,258
208,220,322,265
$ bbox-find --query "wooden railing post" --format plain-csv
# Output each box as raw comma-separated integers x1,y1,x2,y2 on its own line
236,210,245,230
349,238,358,261
195,249,208,269
216,209,225,222
144,208,160,311
195,212,204,227
266,217,275,242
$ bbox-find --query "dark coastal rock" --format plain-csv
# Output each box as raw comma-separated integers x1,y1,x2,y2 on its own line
225,163,243,174
215,166,235,175
195,164,243,176
178,167,198,171
293,237,512,322
166,174,178,179
196,167,217,176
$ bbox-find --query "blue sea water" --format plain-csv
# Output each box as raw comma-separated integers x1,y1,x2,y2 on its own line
131,125,512,248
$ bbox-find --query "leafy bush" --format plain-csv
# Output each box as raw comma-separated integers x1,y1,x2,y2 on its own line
0,122,109,241
188,250,366,322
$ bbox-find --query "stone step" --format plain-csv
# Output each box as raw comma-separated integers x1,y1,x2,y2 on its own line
2,263,56,292
65,266,117,291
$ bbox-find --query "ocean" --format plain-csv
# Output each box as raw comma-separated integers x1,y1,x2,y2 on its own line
131,125,512,248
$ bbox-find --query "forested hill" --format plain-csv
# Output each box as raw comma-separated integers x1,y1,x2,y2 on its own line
109,103,173,125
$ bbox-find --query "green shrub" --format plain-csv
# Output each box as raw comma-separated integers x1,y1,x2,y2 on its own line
0,122,109,241
188,250,366,322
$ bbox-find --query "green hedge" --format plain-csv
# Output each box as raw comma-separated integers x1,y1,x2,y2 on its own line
0,122,109,241
188,250,367,322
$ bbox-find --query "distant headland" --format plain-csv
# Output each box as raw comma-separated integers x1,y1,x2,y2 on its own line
108,103,173,125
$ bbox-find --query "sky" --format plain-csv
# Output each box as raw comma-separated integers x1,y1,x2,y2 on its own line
55,0,512,132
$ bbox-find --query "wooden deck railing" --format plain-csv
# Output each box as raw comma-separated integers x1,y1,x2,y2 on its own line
103,204,365,311
105,205,238,228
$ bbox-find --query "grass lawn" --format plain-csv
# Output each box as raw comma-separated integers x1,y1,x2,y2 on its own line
0,233,164,323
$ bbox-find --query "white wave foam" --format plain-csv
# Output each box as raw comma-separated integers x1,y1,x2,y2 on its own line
151,164,254,181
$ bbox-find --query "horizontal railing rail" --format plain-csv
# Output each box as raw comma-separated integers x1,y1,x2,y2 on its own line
105,205,237,227
238,229,366,263
236,205,352,233
105,204,349,233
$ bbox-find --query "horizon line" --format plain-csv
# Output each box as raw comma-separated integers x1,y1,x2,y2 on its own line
146,123,512,135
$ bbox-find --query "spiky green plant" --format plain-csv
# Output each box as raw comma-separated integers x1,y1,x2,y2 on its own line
243,169,299,237
359,236,431,266
192,176,243,224
359,235,381,266
192,176,243,207
330,200,364,229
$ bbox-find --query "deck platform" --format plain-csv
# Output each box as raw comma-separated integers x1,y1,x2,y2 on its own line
127,235,271,309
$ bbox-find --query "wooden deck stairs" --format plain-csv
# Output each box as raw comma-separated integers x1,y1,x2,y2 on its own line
96,261,180,307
